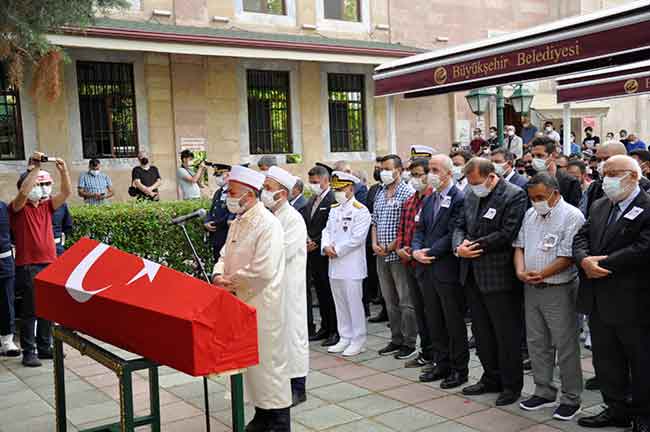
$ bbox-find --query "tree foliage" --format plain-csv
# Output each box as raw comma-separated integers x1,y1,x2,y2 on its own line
0,0,128,100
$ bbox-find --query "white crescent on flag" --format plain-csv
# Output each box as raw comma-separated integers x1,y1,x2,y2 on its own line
64,242,161,303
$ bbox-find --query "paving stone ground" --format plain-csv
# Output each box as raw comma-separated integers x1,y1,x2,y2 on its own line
0,305,615,432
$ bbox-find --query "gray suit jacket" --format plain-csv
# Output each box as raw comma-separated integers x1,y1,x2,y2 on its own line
452,179,527,294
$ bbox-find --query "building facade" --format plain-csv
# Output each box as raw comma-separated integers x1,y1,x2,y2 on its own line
0,0,647,203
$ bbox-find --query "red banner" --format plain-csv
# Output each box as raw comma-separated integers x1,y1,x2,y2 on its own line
375,20,650,97
558,75,650,103
35,238,259,376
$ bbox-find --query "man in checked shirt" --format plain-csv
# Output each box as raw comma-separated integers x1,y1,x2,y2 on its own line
371,154,416,360
395,157,434,369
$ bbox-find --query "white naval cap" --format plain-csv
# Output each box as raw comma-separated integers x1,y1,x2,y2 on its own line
410,145,435,159
331,171,360,190
266,166,297,191
228,165,266,191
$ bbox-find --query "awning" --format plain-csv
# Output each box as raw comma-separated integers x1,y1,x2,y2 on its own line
556,60,650,103
531,93,610,119
373,0,650,97
47,18,422,65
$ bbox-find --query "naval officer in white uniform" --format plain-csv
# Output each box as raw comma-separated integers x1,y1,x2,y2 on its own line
321,171,372,357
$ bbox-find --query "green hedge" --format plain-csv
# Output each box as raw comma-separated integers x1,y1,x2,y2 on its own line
68,200,214,275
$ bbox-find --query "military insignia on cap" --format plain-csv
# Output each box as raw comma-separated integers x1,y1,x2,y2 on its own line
410,145,435,159
331,171,360,190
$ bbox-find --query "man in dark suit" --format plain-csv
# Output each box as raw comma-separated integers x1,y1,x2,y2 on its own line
452,158,527,406
412,155,468,389
530,136,581,207
584,141,650,218
490,148,528,189
290,179,308,213
303,164,339,347
573,155,650,432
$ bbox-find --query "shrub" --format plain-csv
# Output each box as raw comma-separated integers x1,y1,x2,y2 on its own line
68,200,214,276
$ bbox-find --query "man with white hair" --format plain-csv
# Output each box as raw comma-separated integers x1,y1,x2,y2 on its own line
262,166,309,407
10,152,72,367
412,154,468,388
321,171,371,357
212,165,291,431
504,125,523,159
573,155,650,432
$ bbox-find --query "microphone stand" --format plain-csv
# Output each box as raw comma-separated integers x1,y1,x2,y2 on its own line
176,221,211,432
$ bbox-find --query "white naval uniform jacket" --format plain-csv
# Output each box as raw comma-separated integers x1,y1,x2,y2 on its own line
274,201,309,379
213,201,291,409
321,198,372,280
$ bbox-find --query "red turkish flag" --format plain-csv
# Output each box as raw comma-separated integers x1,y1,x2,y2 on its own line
34,237,259,376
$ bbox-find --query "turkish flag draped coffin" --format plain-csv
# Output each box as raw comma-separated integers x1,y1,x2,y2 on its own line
34,237,259,376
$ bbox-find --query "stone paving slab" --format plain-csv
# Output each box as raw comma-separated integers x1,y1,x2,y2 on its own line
0,308,605,432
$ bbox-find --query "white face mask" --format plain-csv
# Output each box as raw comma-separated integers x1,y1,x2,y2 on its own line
409,177,426,192
494,162,508,176
507,130,515,136
602,173,631,202
226,194,247,214
489,132,496,138
41,185,52,198
532,158,548,172
427,173,442,190
545,126,552,132
90,169,100,176
261,189,281,209
469,178,491,198
451,165,464,181
27,186,43,202
380,170,396,185
401,171,411,183
214,175,226,188
334,191,349,204
532,195,553,216
308,183,322,196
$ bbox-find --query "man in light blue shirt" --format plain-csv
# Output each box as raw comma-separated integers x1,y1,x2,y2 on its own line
78,159,113,205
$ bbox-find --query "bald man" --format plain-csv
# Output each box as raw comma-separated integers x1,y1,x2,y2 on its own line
573,155,650,431
584,142,650,218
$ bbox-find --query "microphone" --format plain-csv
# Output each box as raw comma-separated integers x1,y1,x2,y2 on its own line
171,208,207,225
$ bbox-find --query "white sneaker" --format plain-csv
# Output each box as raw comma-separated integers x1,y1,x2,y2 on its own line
342,344,366,357
0,334,20,357
327,339,350,353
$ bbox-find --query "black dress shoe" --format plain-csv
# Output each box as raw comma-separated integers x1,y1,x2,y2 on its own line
440,371,468,389
321,333,340,347
585,376,600,391
462,381,502,396
309,328,328,342
419,365,450,383
578,409,631,428
495,390,521,406
245,408,269,432
368,309,388,323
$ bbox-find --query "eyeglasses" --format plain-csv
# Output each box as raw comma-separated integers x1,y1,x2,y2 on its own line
38,182,52,187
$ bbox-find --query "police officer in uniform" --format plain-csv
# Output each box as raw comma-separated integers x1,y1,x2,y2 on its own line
321,171,372,357
0,199,19,356
204,164,235,261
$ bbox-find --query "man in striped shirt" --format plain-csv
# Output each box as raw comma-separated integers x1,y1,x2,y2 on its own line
78,159,113,205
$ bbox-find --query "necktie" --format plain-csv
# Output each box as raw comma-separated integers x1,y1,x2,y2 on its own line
607,204,620,225
432,193,441,221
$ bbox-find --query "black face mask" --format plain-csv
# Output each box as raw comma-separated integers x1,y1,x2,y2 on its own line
525,166,537,177
373,168,381,182
140,158,149,165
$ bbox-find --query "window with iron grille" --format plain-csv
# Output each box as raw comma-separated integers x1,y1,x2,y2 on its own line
0,63,24,161
328,73,366,152
247,69,292,154
76,61,139,159
244,0,286,15
324,0,361,22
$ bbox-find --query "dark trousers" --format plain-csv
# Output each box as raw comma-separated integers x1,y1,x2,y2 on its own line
0,276,15,335
590,308,650,419
363,242,380,308
406,266,433,360
465,272,523,392
307,254,337,335
16,264,52,355
419,267,469,372
291,376,306,397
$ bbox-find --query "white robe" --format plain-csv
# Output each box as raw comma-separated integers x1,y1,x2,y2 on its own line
213,202,291,409
274,201,309,379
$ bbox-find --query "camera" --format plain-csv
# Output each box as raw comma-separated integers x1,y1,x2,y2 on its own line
33,155,55,163
203,161,218,168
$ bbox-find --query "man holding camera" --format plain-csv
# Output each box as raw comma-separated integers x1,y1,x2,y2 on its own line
10,152,72,367
78,158,113,205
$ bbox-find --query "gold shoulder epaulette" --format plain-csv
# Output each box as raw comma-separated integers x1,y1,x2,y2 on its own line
331,203,341,208
353,201,364,209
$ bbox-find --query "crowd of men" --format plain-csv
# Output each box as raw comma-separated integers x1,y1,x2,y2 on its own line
1,119,650,432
